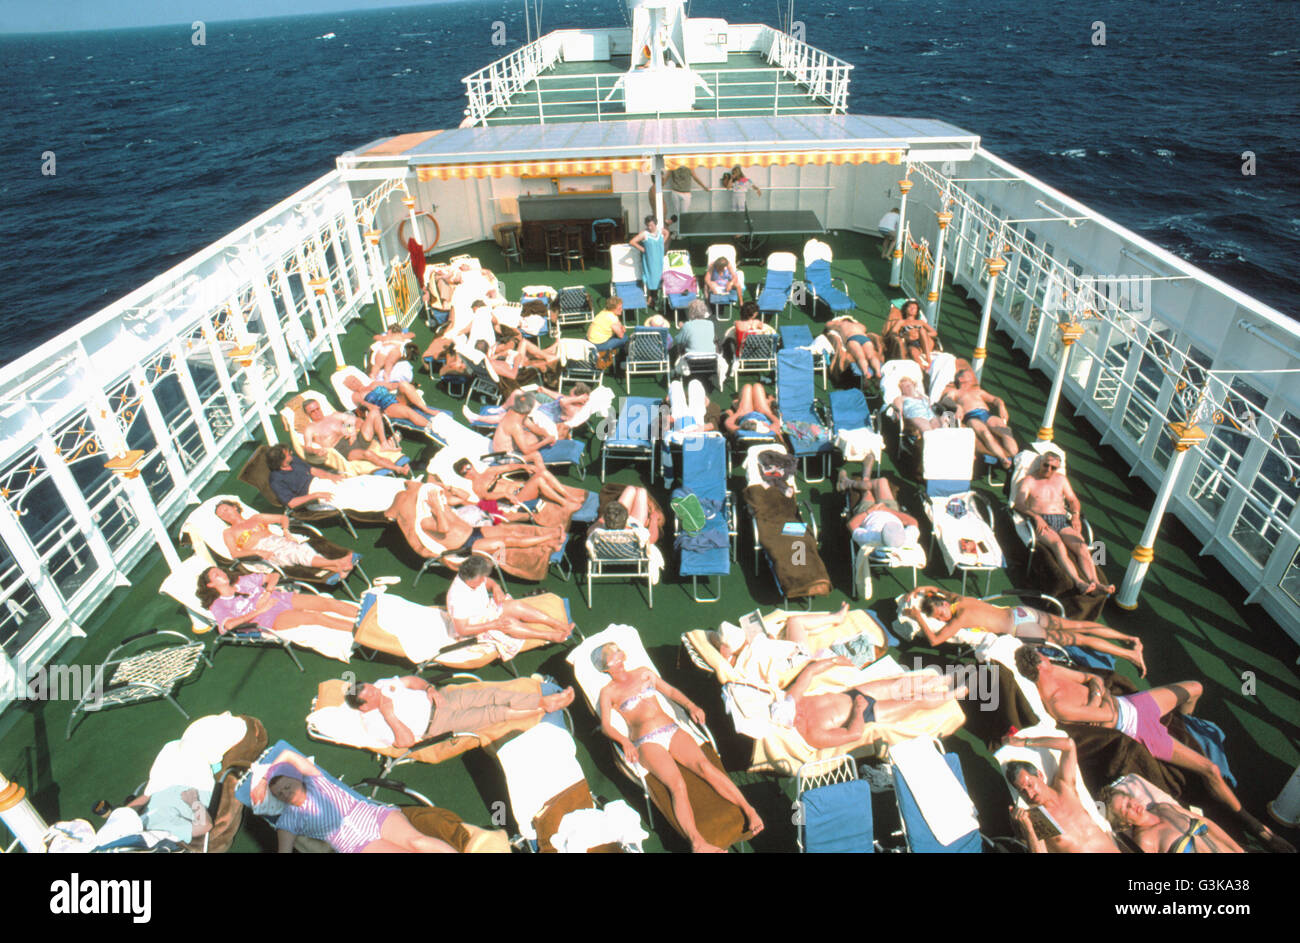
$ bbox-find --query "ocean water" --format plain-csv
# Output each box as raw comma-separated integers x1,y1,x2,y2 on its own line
1,0,1296,363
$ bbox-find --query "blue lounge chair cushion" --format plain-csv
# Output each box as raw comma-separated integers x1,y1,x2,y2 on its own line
777,349,831,458
669,290,698,309
892,752,981,853
606,397,660,448
805,260,854,310
539,439,585,467
1180,715,1237,787
571,490,601,524
614,281,648,309
829,389,870,433
926,479,971,499
709,291,739,305
803,779,874,853
779,324,814,348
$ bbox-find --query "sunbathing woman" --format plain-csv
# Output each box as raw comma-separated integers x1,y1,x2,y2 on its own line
723,382,784,439
883,300,939,370
1102,782,1244,853
369,325,416,380
251,748,456,853
593,642,764,852
341,373,435,431
893,376,947,434
463,383,592,439
214,500,355,576
594,488,665,544
197,567,358,635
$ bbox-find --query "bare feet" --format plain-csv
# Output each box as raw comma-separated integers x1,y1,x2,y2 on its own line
692,839,726,853
743,808,765,836
540,687,575,712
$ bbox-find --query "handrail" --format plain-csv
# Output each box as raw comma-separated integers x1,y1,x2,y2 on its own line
462,36,562,126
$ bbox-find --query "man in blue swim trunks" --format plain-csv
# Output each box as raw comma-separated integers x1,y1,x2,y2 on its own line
342,373,436,431
826,315,883,382
939,368,1019,469
1014,451,1113,595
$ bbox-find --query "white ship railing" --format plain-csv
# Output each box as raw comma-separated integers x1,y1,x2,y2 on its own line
906,155,1300,641
762,26,852,114
0,167,407,709
461,26,850,125
462,35,562,126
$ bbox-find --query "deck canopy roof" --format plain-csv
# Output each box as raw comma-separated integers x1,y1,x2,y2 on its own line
347,115,980,179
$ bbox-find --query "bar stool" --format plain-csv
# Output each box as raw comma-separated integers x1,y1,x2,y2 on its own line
544,224,565,270
593,219,617,259
563,225,585,272
500,224,523,272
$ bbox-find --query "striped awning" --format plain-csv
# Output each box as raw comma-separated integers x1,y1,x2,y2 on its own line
416,156,648,181
665,149,904,170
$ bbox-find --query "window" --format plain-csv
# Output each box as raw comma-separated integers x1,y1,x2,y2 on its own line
2,451,94,601
0,541,48,658
1189,378,1265,521
1231,411,1300,567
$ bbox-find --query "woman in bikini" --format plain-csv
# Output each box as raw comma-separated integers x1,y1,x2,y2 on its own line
215,500,356,576
197,567,358,635
723,382,785,439
1103,786,1243,853
593,642,764,852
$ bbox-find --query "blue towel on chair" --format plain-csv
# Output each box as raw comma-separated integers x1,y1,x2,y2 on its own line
1180,715,1236,787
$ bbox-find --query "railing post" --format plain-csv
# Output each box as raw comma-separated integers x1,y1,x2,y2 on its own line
972,255,1006,381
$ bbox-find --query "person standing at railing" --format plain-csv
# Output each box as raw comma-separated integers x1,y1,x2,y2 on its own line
728,165,761,212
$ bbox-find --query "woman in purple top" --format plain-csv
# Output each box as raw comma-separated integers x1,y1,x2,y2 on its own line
196,567,358,635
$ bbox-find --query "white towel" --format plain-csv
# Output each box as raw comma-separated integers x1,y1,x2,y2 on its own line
553,801,648,853
494,722,586,841
835,428,884,463
370,593,452,665
273,625,354,663
889,737,980,846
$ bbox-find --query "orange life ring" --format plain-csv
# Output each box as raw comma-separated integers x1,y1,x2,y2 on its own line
398,211,440,251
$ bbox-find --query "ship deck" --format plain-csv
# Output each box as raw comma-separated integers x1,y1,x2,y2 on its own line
2,230,1296,853
477,51,841,125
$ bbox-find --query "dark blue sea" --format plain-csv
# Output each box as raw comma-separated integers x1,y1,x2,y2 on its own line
2,0,1297,363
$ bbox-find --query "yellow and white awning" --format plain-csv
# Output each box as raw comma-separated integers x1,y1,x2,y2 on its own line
665,149,904,169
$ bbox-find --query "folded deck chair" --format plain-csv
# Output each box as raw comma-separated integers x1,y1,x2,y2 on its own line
777,348,832,482
802,239,854,314
67,629,213,739
681,625,964,777
624,328,671,386
797,754,875,853
567,624,750,850
757,251,797,323
704,244,744,319
330,364,446,440
307,675,549,777
609,243,649,320
778,323,831,389
179,494,368,600
922,428,1005,596
600,395,660,480
829,388,884,466
672,434,733,602
235,739,509,852
278,391,407,477
555,285,594,332
887,736,983,852
662,249,699,325
741,444,831,605
487,697,646,852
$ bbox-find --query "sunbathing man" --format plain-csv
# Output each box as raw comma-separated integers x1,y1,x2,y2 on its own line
723,383,784,439
385,479,566,561
594,489,665,544
825,316,884,381
847,498,919,552
777,657,966,750
464,383,592,440
347,672,576,750
1102,780,1244,853
939,368,1020,469
214,500,355,577
301,398,408,473
266,445,406,514
445,554,574,643
882,300,939,370
369,324,416,380
1014,451,1113,594
452,457,585,514
341,373,436,432
906,587,1144,674
492,393,556,464
892,376,948,435
1001,734,1120,853
713,604,854,675
1014,645,1294,852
